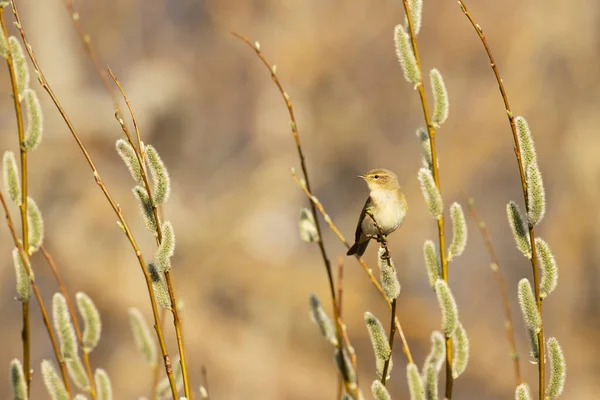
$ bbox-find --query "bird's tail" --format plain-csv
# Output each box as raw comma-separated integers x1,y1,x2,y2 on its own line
346,239,370,256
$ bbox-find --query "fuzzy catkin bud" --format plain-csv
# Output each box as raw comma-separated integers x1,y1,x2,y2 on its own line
378,247,400,300
41,360,69,400
507,201,531,258
421,331,445,380
148,262,171,308
67,355,89,390
430,69,449,127
3,151,21,205
155,220,176,273
448,202,467,261
546,337,566,399
299,207,319,242
528,328,540,363
452,322,469,379
394,24,420,85
418,168,443,219
53,293,77,358
335,349,357,385
416,128,437,171
12,248,31,300
407,363,425,400
116,139,143,183
371,380,391,400
423,240,440,287
145,144,171,205
536,238,558,299
128,308,156,365
133,186,157,233
27,196,44,254
95,369,113,400
364,312,391,379
515,116,537,171
23,89,43,151
308,293,337,346
404,0,424,35
0,27,7,58
9,37,29,101
434,279,458,336
518,279,540,334
423,361,439,400
526,164,546,226
515,383,531,400
75,292,102,352
10,359,27,400
199,386,209,399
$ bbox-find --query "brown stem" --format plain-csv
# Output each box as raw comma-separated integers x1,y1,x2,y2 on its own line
9,1,179,397
41,246,97,398
463,194,523,385
336,257,344,399
457,1,544,396
0,7,31,393
0,192,72,397
401,1,452,396
150,307,168,400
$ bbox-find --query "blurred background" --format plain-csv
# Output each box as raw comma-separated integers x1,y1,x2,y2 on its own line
0,0,597,398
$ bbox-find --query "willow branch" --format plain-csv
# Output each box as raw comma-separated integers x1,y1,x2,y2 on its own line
9,1,179,397
457,2,544,396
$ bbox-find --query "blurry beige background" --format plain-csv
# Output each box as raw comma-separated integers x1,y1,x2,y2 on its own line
0,0,597,398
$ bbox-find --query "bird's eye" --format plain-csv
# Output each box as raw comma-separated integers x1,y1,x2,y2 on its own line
374,175,379,179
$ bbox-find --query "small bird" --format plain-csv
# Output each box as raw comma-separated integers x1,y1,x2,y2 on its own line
347,168,407,256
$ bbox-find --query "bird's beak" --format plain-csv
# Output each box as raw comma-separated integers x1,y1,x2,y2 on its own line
358,174,366,180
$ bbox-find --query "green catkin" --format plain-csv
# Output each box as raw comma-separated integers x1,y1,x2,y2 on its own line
371,380,391,400
404,0,423,35
394,24,420,85
526,164,546,226
23,89,43,151
145,144,171,204
41,360,69,400
507,201,531,258
3,151,21,205
422,332,444,399
448,202,467,261
364,312,392,379
9,359,27,400
515,116,537,171
133,186,157,233
309,294,337,346
546,337,566,399
299,207,319,242
0,26,8,58
155,220,176,273
517,279,541,334
378,247,400,300
418,168,443,219
515,383,531,400
528,328,540,363
12,248,31,301
116,139,143,183
434,279,458,336
423,362,438,400
416,128,437,171
430,69,449,127
53,293,77,358
536,238,558,299
9,36,29,101
27,196,44,253
75,292,102,352
128,308,157,365
423,240,440,287
66,356,89,390
148,262,171,308
452,322,469,379
407,363,425,400
95,369,113,400
335,349,357,385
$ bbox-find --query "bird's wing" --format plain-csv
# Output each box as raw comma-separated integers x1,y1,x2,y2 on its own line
354,196,373,243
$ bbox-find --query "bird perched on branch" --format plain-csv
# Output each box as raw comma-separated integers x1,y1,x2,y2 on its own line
347,168,407,256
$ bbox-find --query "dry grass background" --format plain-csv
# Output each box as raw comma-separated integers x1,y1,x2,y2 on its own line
0,0,598,398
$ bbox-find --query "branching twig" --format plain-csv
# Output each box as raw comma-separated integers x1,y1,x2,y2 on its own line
0,192,72,397
456,1,545,396
401,0,453,396
462,193,522,385
9,1,179,397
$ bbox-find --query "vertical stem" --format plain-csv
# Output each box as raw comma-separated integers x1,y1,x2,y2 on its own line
401,1,452,396
381,298,397,385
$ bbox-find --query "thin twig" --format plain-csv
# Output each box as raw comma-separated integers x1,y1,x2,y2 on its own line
292,171,414,365
462,193,522,385
108,67,191,399
456,2,544,397
41,246,97,398
150,307,168,400
0,192,72,397
0,7,31,392
336,257,344,399
232,32,358,397
401,0,453,396
9,1,179,397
